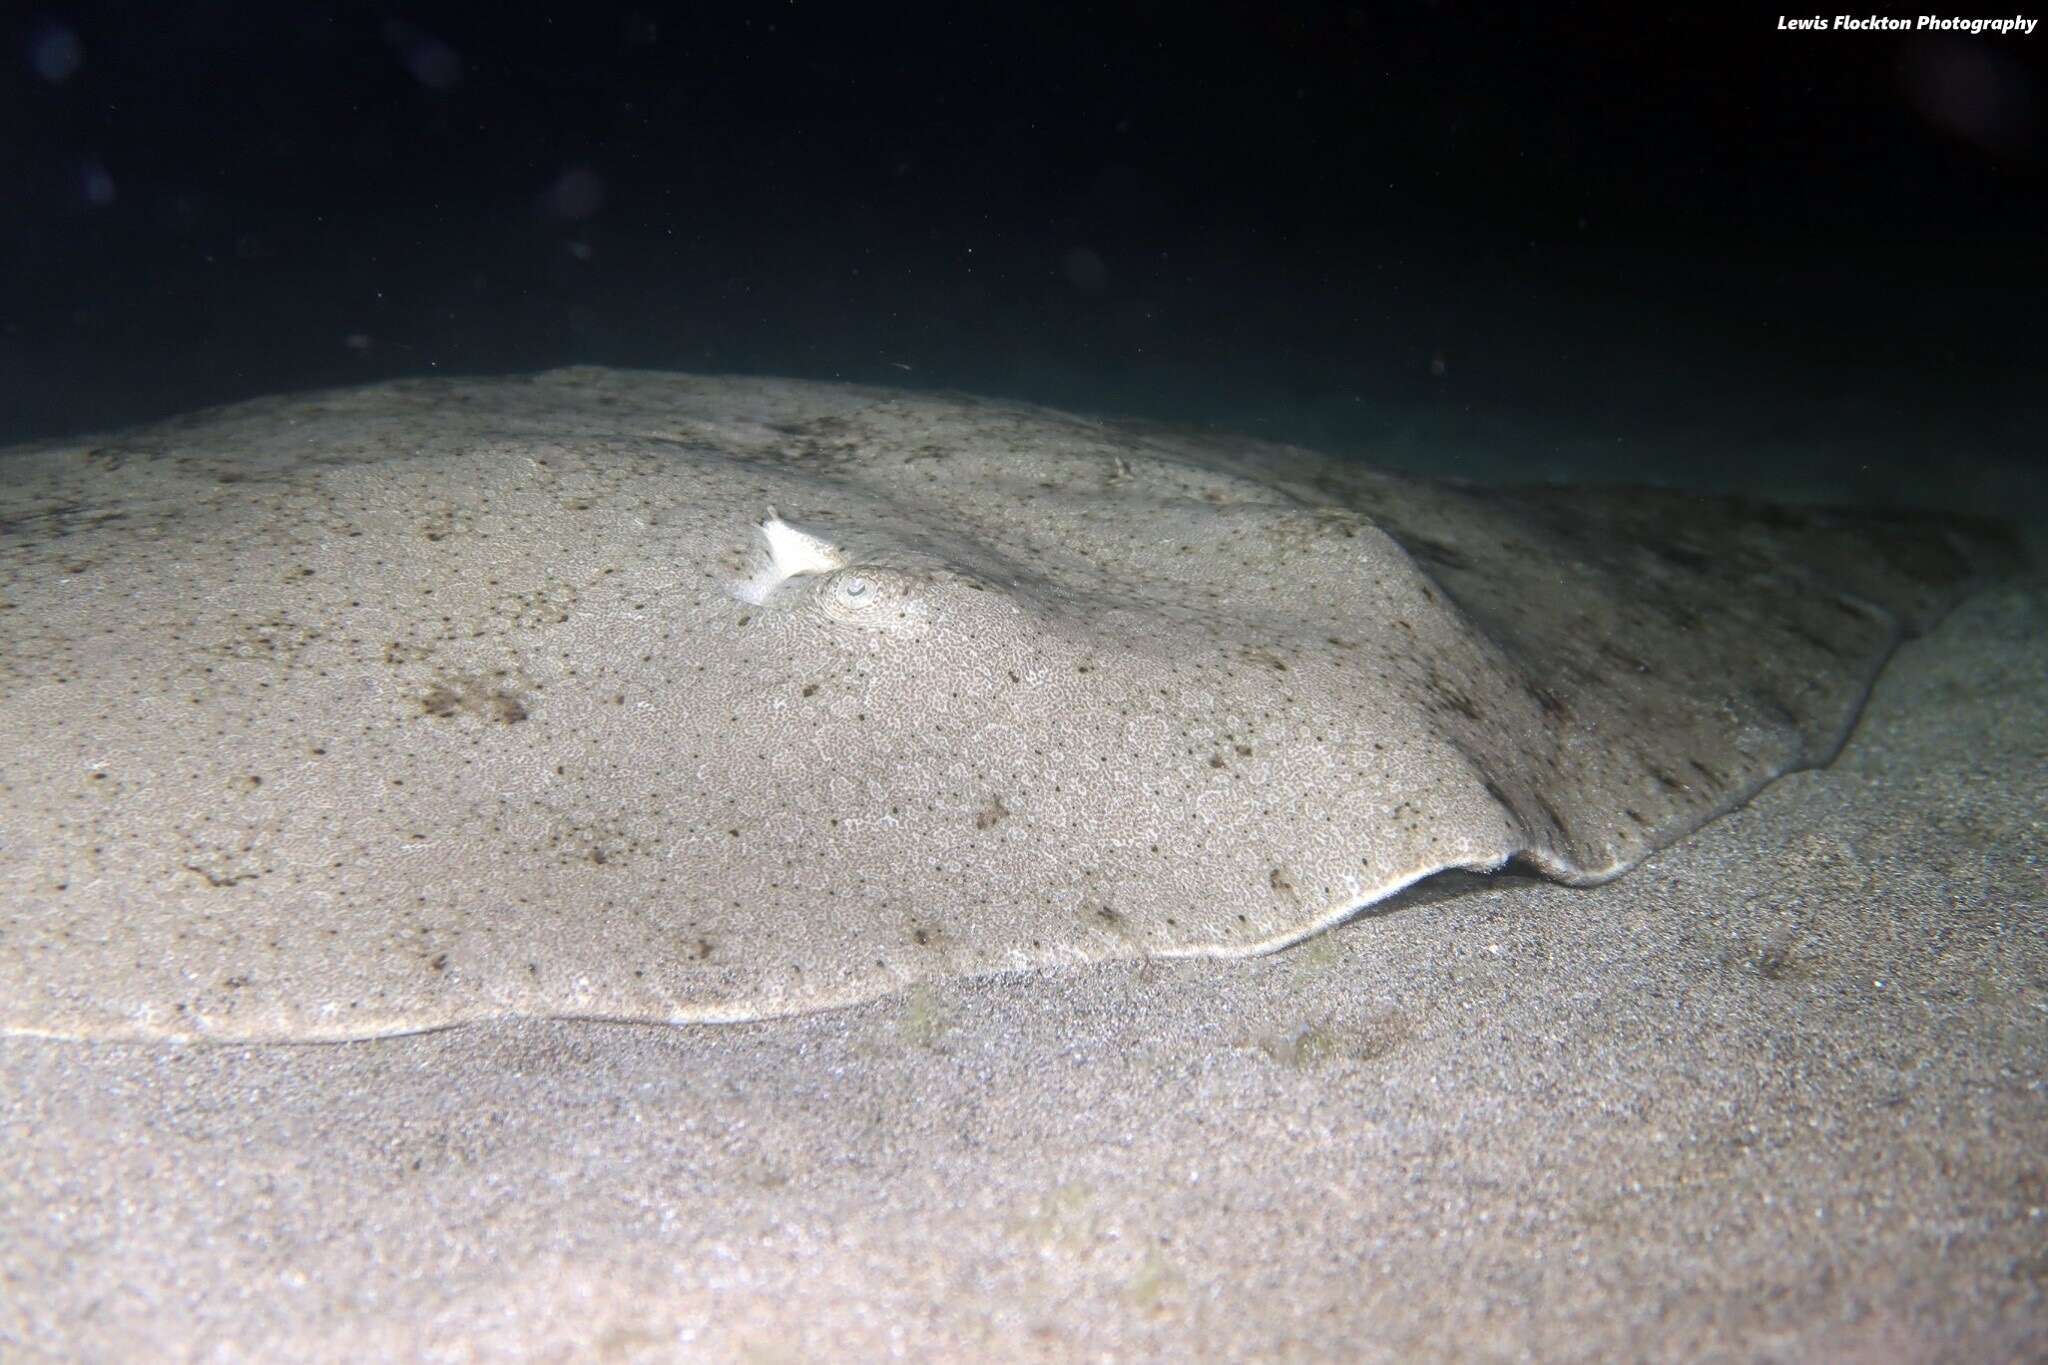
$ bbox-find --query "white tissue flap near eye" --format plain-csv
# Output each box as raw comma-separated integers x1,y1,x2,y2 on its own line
734,507,845,605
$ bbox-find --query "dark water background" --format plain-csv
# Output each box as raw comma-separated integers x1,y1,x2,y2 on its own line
4,3,2043,519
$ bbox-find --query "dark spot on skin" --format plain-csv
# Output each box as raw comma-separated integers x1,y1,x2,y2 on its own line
1428,671,1482,722
1403,536,1470,571
691,937,714,961
1660,600,1704,632
417,677,529,724
1598,641,1653,675
1823,595,1869,620
1754,939,1807,981
802,682,819,697
1269,867,1295,894
1785,623,1849,659
183,865,253,888
1651,542,1714,573
974,795,1010,830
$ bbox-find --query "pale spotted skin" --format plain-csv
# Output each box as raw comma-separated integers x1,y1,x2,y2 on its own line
0,367,2008,1040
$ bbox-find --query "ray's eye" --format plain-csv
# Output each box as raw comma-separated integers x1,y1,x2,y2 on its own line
814,565,926,631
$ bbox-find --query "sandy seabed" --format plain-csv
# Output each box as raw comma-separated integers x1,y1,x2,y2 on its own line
3,578,2042,1362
